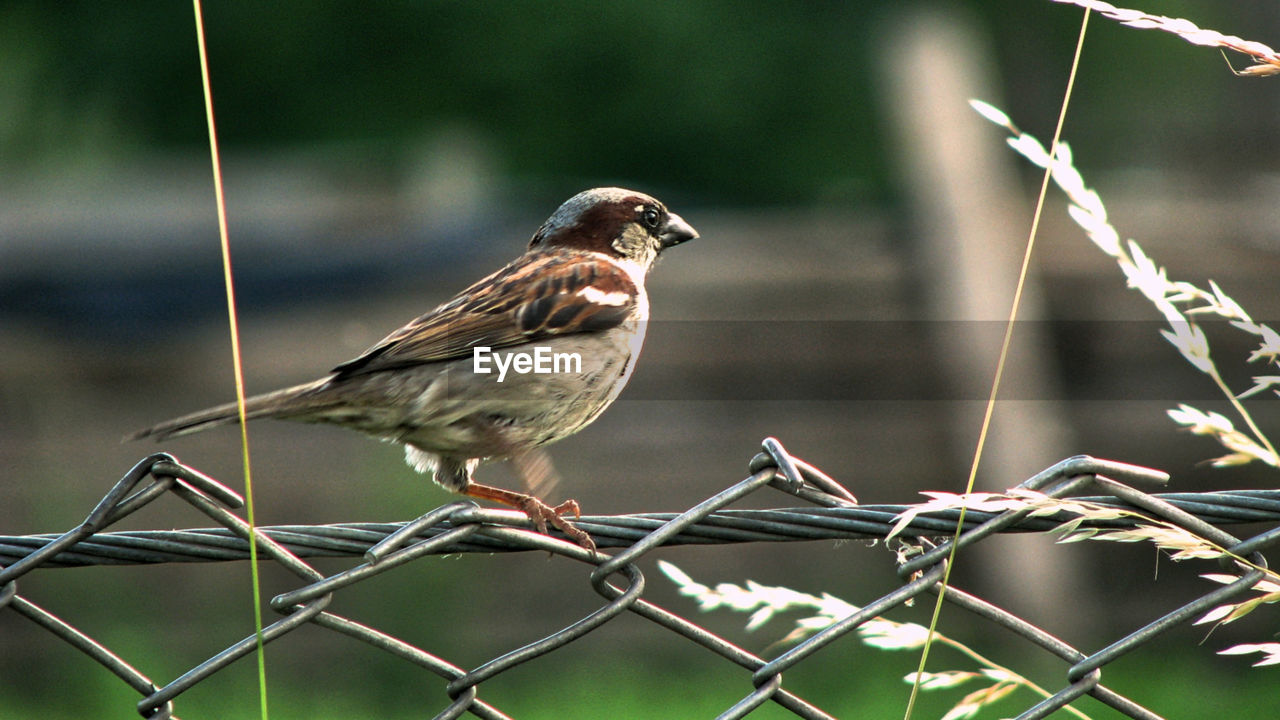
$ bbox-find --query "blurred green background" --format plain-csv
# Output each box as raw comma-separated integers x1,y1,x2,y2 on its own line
3,1,1280,718
5,1,1274,204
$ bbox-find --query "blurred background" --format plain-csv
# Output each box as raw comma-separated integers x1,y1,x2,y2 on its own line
3,1,1280,717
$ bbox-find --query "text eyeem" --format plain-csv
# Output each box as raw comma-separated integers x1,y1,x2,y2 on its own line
472,346,583,382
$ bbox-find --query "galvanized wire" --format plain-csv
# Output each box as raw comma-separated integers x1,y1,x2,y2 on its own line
4,439,1279,719
8,488,1280,568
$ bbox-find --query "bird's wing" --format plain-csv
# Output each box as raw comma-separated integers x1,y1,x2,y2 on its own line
330,251,638,378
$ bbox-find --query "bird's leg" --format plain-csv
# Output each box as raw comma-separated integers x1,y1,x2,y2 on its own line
507,447,591,527
450,422,596,553
461,481,595,553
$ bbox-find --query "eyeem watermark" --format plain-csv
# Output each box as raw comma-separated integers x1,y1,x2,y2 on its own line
472,346,583,382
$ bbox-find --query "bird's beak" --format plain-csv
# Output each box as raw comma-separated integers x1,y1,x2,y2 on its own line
659,212,699,248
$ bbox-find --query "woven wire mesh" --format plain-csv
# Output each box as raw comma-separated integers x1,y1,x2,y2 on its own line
4,437,1280,719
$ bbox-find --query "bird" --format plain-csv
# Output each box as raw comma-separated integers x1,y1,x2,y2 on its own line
130,187,698,552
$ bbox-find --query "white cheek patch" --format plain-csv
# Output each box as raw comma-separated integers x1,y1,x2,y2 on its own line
577,285,630,306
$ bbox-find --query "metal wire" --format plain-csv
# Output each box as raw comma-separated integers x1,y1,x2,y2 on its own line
3,440,1279,719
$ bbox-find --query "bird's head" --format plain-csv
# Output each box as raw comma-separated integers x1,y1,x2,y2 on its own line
529,187,698,272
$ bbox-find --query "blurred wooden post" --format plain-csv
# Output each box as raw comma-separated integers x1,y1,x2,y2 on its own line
879,7,1091,633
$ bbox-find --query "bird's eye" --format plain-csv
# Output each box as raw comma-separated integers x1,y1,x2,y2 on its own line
641,206,662,229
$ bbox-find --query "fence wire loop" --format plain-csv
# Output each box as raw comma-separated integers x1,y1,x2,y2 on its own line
752,437,859,507
365,501,481,563
151,459,245,509
5,443,1280,718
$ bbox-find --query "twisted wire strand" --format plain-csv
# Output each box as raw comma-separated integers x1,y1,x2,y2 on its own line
5,489,1280,568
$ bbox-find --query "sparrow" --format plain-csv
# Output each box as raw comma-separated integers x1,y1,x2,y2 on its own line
131,187,698,552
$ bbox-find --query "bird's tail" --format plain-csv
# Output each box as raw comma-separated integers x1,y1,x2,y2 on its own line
126,379,328,442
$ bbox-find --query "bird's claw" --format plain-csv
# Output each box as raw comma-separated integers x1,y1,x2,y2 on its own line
515,496,595,554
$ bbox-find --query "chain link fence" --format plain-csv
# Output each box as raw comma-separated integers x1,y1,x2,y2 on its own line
4,437,1279,719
